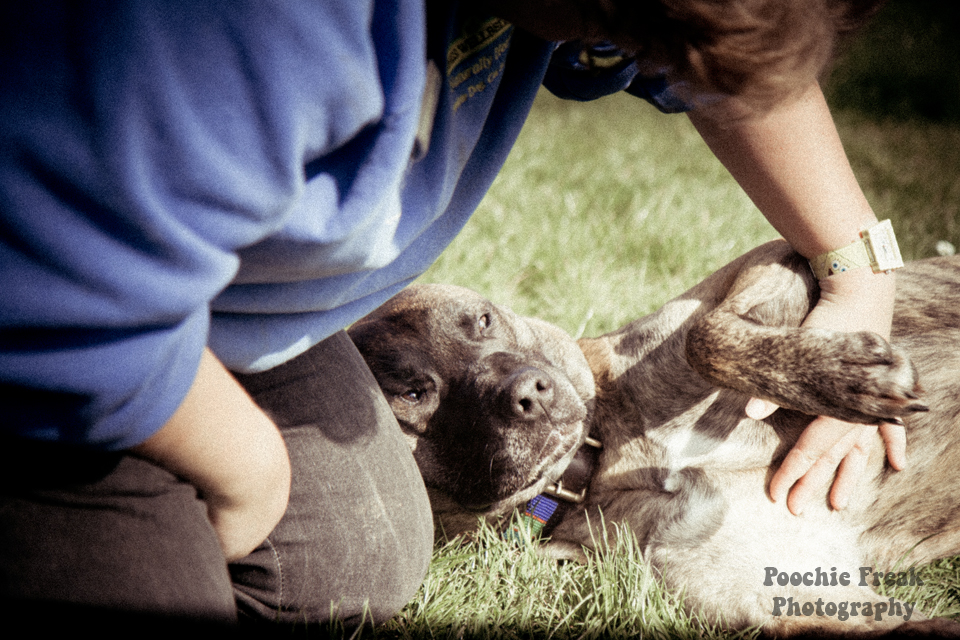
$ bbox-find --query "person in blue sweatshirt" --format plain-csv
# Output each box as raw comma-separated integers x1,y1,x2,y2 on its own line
0,0,899,629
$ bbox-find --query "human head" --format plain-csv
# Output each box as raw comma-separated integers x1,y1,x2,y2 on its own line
481,0,885,110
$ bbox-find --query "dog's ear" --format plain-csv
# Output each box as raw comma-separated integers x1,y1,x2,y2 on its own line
348,318,441,434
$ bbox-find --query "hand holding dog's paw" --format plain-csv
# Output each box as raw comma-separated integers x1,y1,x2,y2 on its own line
799,266,926,423
771,266,912,514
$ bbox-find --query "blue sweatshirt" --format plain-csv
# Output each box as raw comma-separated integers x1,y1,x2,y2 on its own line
0,0,688,449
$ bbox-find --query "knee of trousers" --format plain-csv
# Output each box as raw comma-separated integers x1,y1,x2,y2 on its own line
231,468,434,629
229,330,435,629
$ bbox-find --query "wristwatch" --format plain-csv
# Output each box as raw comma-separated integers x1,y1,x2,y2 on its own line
808,219,903,280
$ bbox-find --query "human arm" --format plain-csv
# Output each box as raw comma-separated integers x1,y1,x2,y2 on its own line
687,81,904,515
133,348,291,562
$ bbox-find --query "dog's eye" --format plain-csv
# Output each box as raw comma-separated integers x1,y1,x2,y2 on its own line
400,389,424,404
478,313,491,334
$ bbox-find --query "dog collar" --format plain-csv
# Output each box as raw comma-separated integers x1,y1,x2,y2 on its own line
505,436,602,542
543,435,602,504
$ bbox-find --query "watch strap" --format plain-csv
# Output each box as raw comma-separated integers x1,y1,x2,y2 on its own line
809,219,903,279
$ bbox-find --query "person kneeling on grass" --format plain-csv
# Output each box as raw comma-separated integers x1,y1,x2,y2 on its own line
0,0,899,630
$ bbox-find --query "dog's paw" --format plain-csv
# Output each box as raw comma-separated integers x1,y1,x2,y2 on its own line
810,331,928,423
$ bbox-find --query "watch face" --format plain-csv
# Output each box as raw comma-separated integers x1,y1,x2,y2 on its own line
862,219,904,273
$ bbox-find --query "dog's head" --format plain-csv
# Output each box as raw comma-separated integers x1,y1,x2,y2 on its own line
348,284,595,535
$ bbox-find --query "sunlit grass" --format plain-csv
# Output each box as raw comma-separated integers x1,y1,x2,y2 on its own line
376,519,960,639
419,90,779,339
418,88,958,335
379,518,761,640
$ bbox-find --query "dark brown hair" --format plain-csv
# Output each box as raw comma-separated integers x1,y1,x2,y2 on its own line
599,0,885,109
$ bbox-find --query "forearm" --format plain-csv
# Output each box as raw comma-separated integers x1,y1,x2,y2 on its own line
689,83,876,256
688,81,895,337
132,348,291,562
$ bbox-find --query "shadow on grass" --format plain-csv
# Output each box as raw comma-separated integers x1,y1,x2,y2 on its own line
826,0,960,122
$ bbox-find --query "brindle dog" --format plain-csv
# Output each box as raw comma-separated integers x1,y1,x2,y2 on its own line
347,240,960,636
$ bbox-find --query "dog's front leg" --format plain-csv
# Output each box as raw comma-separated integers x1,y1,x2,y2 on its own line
683,268,928,425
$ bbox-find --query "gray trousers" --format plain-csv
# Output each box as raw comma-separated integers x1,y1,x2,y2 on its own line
0,331,434,632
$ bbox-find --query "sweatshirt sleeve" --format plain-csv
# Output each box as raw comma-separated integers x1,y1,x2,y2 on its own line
0,1,385,448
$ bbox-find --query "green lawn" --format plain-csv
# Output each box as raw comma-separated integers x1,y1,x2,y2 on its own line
374,2,960,636
416,92,959,341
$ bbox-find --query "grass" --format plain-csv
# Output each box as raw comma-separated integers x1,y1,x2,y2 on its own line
418,90,779,340
418,88,960,338
371,2,960,636
374,518,960,639
825,0,960,123
381,519,760,640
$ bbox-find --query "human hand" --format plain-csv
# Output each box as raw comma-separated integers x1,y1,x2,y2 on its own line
761,265,902,515
756,399,904,514
133,349,291,562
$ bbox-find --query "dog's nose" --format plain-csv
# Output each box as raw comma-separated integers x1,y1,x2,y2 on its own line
504,367,554,420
